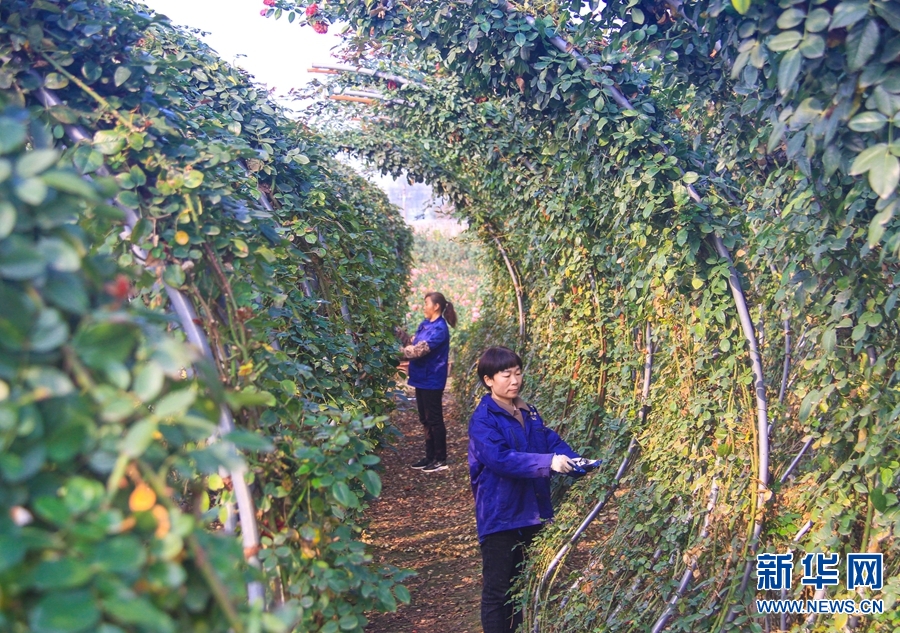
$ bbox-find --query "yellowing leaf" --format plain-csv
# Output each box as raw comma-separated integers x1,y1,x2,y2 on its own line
174,231,189,245
151,505,170,538
732,0,751,15
237,360,254,377
129,483,156,512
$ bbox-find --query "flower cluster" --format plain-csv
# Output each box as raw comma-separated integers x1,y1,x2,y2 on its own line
306,3,328,33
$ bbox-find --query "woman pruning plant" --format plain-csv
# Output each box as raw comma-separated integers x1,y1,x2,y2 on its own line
468,346,599,633
400,291,457,472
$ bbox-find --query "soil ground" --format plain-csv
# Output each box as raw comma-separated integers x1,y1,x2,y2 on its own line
363,390,483,633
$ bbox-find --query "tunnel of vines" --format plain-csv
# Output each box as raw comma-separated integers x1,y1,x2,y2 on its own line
1,0,899,632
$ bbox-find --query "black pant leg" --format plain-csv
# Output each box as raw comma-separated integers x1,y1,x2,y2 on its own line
416,387,446,461
414,388,435,461
480,526,541,633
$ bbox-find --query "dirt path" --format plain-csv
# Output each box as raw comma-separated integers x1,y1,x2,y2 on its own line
364,391,483,633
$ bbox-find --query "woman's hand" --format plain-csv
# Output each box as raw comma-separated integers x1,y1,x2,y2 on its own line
550,454,575,474
394,326,412,346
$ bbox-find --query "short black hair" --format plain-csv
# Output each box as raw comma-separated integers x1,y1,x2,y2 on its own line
477,346,523,389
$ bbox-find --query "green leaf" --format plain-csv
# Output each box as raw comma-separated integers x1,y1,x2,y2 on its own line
93,129,126,155
208,473,224,490
223,429,274,452
81,61,102,82
731,0,751,15
875,0,900,30
0,534,25,572
32,558,92,590
849,111,888,132
43,72,69,90
88,535,146,573
183,170,204,188
0,202,15,239
23,366,74,399
113,65,132,87
41,170,97,199
162,264,185,288
29,590,99,633
683,171,699,184
805,8,832,32
225,388,276,409
850,143,889,175
0,238,44,279
0,117,26,153
14,177,49,205
73,322,137,368
133,362,165,402
767,31,802,52
30,308,69,353
870,487,887,512
851,144,900,198
868,203,896,246
829,0,869,29
38,237,81,272
847,20,880,71
331,481,358,508
822,328,837,352
16,149,59,178
799,391,816,421
777,7,806,29
71,145,104,174
632,7,645,24
778,49,802,96
394,584,411,604
154,388,196,418
361,469,382,496
120,418,158,458
799,34,825,59
105,597,175,633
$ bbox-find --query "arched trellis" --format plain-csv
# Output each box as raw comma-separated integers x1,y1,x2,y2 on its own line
301,1,900,630
319,17,776,625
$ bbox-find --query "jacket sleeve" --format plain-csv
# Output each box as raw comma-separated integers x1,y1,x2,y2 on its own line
544,426,580,459
413,321,448,355
469,408,553,479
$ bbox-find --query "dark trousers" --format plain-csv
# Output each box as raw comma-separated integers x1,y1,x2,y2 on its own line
480,525,541,633
415,387,446,462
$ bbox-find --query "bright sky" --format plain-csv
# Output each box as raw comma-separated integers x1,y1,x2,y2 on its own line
140,0,343,104
139,0,442,218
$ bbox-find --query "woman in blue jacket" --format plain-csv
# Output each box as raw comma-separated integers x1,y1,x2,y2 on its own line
400,291,457,472
469,346,592,633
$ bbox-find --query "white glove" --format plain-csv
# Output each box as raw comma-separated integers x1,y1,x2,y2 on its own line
550,454,574,474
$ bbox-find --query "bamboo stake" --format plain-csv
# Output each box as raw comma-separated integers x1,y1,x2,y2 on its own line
310,62,426,88
490,231,526,341
330,95,376,105
713,235,770,625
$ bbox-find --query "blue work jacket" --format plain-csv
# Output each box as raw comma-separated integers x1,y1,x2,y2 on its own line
408,316,450,390
468,393,579,541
